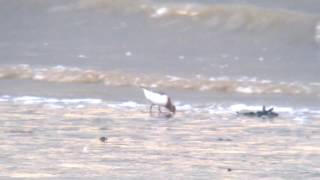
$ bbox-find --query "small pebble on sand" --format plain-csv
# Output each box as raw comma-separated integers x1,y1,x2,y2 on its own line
100,136,107,143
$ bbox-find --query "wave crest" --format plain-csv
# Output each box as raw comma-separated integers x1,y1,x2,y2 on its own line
0,65,319,96
74,0,318,30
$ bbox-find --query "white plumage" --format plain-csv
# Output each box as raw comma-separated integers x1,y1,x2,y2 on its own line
143,88,168,105
142,88,176,116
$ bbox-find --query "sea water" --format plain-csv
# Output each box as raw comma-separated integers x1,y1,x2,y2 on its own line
0,0,319,178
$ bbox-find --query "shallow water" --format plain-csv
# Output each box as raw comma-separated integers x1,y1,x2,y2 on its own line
0,0,319,178
0,101,320,179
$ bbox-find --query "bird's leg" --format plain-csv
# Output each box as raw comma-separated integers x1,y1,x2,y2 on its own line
262,105,266,112
268,108,274,112
158,105,162,116
149,104,154,115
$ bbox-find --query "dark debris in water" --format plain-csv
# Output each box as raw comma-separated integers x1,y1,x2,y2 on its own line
99,127,108,130
165,113,173,118
237,105,279,119
99,136,108,143
6,130,33,134
217,137,232,142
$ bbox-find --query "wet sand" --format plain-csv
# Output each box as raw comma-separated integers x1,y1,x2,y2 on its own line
0,103,319,179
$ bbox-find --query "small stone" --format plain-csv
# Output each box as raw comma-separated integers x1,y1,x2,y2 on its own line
100,136,107,143
227,168,232,172
217,137,232,142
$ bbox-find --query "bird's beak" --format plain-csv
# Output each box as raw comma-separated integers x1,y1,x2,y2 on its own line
166,100,176,115
171,105,176,114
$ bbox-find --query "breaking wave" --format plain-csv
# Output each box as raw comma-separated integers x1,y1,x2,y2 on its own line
0,65,319,96
72,0,320,31
43,0,320,32
1,95,319,123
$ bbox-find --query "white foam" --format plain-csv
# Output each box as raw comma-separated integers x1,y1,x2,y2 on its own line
216,76,229,81
152,7,169,17
150,84,158,88
166,75,181,81
273,89,283,93
178,55,185,60
52,65,67,71
274,107,294,113
315,22,320,44
230,104,295,113
0,98,7,102
173,103,320,121
119,101,140,108
7,96,103,105
13,96,44,104
2,94,319,122
310,82,320,86
293,116,309,124
77,54,87,59
199,85,210,91
258,57,264,61
0,95,9,101
33,73,45,80
236,87,254,94
208,105,230,114
60,98,102,104
261,80,272,84
106,101,144,110
177,104,192,111
296,108,320,115
125,51,132,56
76,104,85,109
209,77,216,81
43,104,64,109
230,104,254,112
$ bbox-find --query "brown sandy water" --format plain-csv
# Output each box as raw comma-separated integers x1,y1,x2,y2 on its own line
0,102,319,179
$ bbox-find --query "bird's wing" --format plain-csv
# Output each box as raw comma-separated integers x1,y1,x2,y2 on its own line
143,88,168,105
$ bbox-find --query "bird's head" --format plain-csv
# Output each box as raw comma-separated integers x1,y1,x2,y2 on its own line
165,98,176,114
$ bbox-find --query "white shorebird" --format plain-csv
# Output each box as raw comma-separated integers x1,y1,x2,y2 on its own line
142,88,176,115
